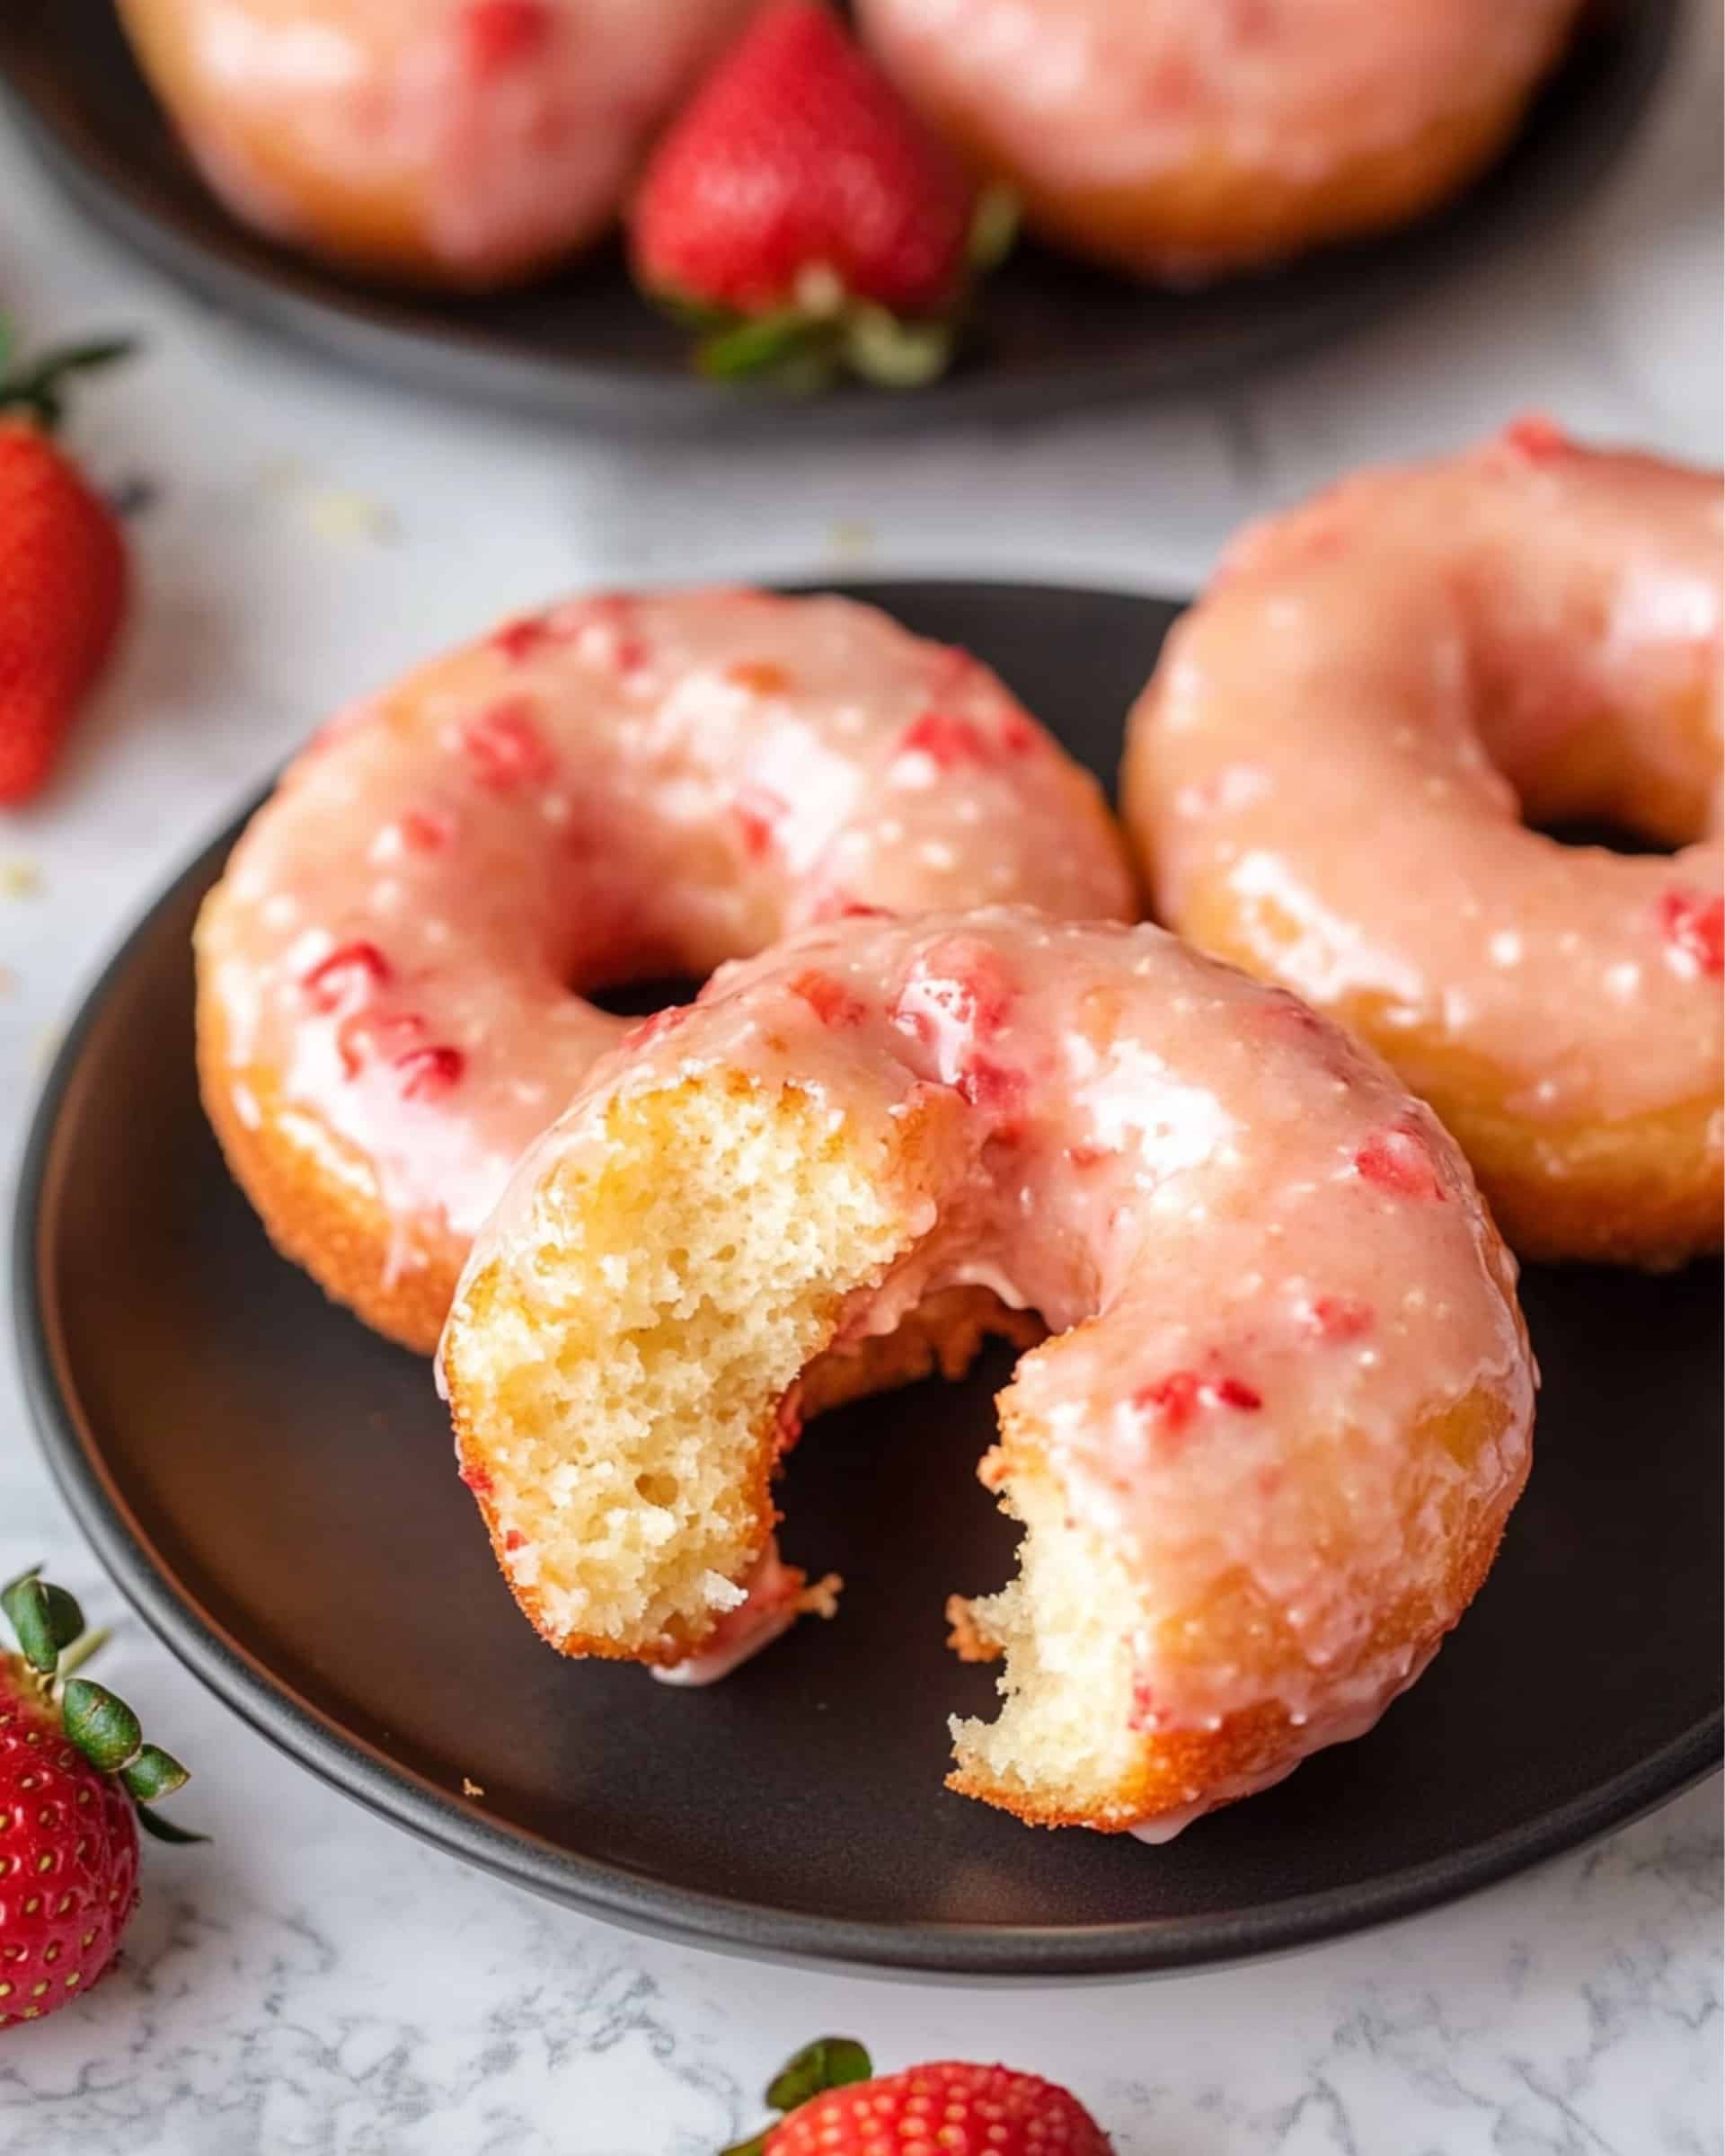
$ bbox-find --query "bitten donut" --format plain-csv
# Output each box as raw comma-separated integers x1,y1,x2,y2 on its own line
440,909,1535,1839
1124,425,1724,1269
117,0,758,287
196,589,1137,1352
855,0,1580,280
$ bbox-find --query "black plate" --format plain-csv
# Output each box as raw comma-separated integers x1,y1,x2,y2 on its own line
0,2,1677,433
15,582,1721,1979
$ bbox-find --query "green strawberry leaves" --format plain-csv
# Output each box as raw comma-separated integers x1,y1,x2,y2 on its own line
3,1564,203,1842
61,1678,143,1773
766,2037,873,2109
0,330,135,432
2,1569,85,1673
657,184,1015,393
721,2037,875,2152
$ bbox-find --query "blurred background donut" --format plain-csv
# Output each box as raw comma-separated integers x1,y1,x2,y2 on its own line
113,0,762,287
854,0,1586,280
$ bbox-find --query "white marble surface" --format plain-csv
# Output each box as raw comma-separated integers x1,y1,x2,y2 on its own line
1,8,1721,2148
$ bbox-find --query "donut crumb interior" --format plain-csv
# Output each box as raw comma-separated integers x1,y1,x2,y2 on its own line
448,1079,912,1657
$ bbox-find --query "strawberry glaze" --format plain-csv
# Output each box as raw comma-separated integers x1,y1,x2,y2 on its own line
119,0,759,278
1127,434,1724,1138
198,590,1135,1294
858,0,1577,259
450,910,1533,1825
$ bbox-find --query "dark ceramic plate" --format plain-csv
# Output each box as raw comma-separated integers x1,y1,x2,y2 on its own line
15,582,1721,1979
0,2,1678,433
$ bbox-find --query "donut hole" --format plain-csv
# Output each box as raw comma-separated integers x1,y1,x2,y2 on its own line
1533,816,1676,858
586,974,705,1022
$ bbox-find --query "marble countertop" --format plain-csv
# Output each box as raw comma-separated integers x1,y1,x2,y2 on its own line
1,10,1721,2149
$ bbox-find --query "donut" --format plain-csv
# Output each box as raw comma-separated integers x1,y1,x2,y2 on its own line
854,0,1582,281
1123,425,1724,1270
195,589,1137,1353
439,908,1535,1838
117,0,759,287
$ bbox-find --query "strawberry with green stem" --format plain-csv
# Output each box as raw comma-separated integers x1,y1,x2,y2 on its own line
631,1,1015,391
0,323,133,804
0,1565,200,2028
722,2036,1114,2154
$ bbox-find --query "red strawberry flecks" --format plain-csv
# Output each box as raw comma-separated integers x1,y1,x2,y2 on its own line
558,593,650,676
1659,887,1724,978
996,709,1042,756
1353,1123,1446,1201
893,710,994,773
807,891,890,925
732,784,788,860
893,937,1017,1048
300,940,392,1012
460,699,554,789
1303,1294,1374,1344
490,614,554,665
337,1008,427,1079
400,808,453,853
1132,1369,1263,1435
1497,413,1571,466
457,0,552,78
1128,1676,1160,1732
459,1461,494,1497
394,1044,465,1100
955,1054,1028,1129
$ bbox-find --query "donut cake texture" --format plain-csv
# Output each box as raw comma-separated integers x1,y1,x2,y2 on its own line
117,0,761,287
440,909,1535,1839
194,589,1137,1352
1124,425,1724,1268
856,0,1582,280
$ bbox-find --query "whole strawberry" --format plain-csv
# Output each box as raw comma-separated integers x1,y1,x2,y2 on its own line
631,1,1013,389
0,1568,199,2028
0,326,132,805
723,2037,1113,2156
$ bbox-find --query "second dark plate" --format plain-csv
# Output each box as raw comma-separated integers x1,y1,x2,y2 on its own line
16,581,1721,1979
0,1,1678,432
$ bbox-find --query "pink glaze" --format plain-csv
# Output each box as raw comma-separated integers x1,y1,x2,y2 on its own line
455,909,1534,1825
857,0,1577,261
120,0,758,278
649,1542,814,1686
198,589,1136,1290
1126,431,1724,1135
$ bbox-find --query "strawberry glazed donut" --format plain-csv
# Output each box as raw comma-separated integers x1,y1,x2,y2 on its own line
116,0,759,287
1124,426,1724,1269
195,590,1137,1353
854,0,1581,280
439,909,1534,1836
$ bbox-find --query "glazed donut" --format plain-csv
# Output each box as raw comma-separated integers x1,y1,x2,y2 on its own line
854,0,1582,280
1123,424,1724,1269
440,908,1535,1839
196,589,1137,1353
117,0,759,287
